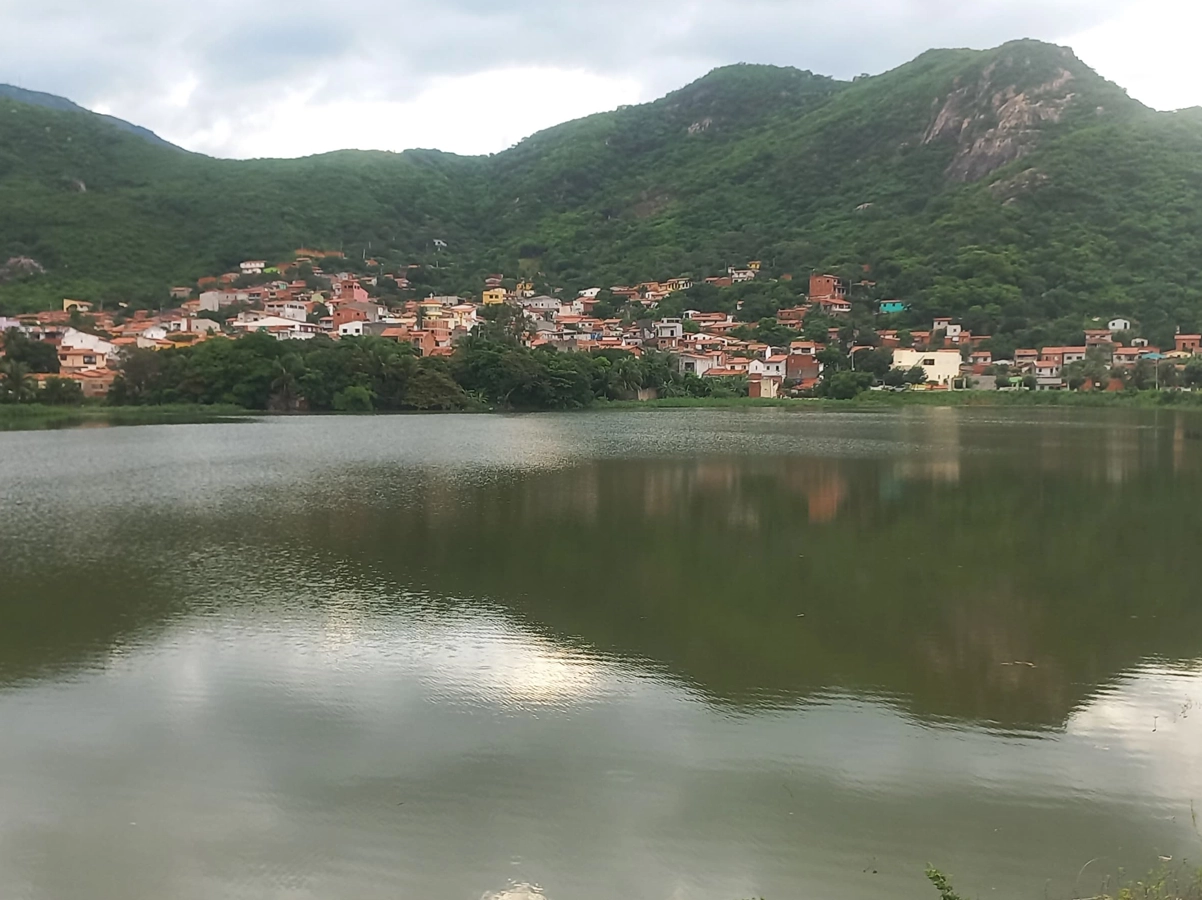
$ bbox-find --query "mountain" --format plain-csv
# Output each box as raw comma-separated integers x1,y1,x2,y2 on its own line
2,39,1202,347
0,85,183,151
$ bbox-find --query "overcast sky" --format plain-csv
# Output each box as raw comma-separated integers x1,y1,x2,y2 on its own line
1,0,1197,159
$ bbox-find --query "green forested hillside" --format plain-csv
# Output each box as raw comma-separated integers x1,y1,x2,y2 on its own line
2,39,1201,343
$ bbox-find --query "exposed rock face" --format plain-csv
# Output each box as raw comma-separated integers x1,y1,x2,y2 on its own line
0,256,46,283
925,62,1077,183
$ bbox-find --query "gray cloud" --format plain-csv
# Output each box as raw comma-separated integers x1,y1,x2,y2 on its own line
0,0,1140,156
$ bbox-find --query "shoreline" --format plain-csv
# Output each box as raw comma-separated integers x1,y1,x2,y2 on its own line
595,390,1202,410
5,389,1202,432
0,404,253,430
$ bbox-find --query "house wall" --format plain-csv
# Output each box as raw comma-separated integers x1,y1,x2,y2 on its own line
891,349,962,385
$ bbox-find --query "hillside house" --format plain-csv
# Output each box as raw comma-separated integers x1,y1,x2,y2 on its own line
748,375,780,399
891,349,962,386
678,350,725,376
748,355,788,380
1175,334,1202,355
809,274,846,303
970,349,992,366
1108,318,1132,333
240,260,266,275
265,300,310,322
332,302,382,330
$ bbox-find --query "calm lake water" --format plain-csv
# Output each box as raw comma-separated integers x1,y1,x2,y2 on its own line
2,408,1202,900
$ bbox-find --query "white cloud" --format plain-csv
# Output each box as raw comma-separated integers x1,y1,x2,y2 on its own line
1062,0,1202,111
0,0,1195,159
178,67,643,158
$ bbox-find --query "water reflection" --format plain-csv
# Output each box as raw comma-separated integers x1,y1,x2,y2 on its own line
2,409,1202,900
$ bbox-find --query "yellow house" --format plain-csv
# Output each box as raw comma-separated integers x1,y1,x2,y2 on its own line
747,260,762,271
516,281,534,298
482,288,507,305
63,298,94,312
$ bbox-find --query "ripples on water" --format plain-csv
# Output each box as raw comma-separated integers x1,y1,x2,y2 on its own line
2,409,1202,900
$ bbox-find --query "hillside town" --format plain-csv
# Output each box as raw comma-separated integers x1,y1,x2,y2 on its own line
3,251,1201,402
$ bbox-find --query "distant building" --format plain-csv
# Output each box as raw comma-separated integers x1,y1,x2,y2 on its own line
1108,318,1132,333
482,288,507,305
240,260,267,275
748,375,780,398
809,273,846,301
1175,334,1202,355
891,348,962,386
748,355,788,380
878,300,907,314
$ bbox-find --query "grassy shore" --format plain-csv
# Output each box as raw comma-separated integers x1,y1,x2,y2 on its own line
0,404,253,431
597,390,1202,411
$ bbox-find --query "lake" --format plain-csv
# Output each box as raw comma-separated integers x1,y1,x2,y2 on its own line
2,408,1201,900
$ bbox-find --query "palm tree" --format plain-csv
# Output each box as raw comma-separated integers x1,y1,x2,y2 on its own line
610,357,644,398
269,355,305,411
0,359,37,404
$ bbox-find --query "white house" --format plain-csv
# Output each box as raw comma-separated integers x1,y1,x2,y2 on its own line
520,295,561,313
655,318,684,341
338,320,367,337
678,351,724,376
578,287,602,299
60,327,115,356
891,348,962,386
240,260,267,275
168,316,220,334
1108,318,1132,333
728,268,756,283
265,300,309,322
230,312,318,339
749,355,788,379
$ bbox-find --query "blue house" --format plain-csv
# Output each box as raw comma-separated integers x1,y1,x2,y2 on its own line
878,300,908,314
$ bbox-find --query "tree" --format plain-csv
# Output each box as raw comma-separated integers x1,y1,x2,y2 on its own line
1022,374,1038,391
269,354,306,411
853,347,893,379
820,370,872,399
883,367,907,387
904,366,927,385
1183,358,1202,388
39,376,83,405
332,385,374,412
0,360,38,403
1,328,59,373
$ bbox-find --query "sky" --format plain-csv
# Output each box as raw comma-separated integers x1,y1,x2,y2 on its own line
0,0,1198,159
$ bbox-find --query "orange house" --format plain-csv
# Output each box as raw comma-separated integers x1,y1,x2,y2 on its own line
1175,334,1202,355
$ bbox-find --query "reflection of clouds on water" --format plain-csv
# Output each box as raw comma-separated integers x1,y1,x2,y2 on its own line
483,883,546,900
1067,664,1202,802
3,601,1202,900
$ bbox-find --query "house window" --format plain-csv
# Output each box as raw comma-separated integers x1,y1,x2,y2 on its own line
83,355,96,365
923,358,935,366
